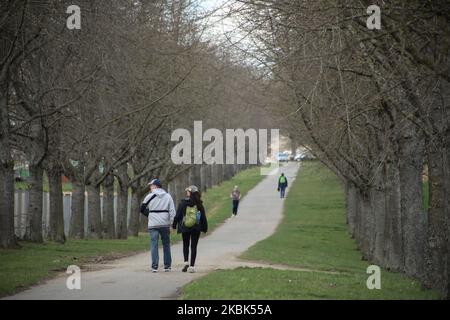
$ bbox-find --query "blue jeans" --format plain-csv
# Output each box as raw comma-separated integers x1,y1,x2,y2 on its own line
149,227,171,270
280,186,286,198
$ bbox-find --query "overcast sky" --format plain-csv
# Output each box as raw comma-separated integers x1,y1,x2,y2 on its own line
197,0,245,46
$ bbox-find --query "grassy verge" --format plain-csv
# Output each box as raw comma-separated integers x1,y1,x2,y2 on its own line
0,236,149,297
0,166,264,297
181,162,440,300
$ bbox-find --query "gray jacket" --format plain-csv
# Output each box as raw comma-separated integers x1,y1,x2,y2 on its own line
142,188,176,229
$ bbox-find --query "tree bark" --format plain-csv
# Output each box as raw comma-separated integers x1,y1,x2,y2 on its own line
425,142,448,292
25,164,44,242
200,164,210,192
116,167,129,239
47,170,65,243
357,189,374,261
86,184,102,239
190,165,201,190
370,177,386,266
116,186,128,239
0,84,17,248
383,157,403,271
102,175,115,239
424,82,450,296
69,180,85,239
168,180,177,206
344,181,357,237
0,162,16,248
128,188,140,237
398,132,426,279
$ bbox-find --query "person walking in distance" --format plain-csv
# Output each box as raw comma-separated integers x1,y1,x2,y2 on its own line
278,173,288,198
140,179,176,273
230,185,241,217
172,185,208,273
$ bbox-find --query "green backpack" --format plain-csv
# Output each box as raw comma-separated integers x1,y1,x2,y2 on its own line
279,176,286,184
184,206,199,228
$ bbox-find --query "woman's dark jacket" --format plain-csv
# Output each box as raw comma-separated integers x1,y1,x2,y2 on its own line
172,198,208,234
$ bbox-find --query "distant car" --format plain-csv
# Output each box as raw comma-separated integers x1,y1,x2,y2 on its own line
294,153,305,161
277,152,289,162
303,152,316,160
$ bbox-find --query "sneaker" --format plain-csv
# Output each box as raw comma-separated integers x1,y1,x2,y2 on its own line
164,268,171,272
188,266,196,273
182,264,189,272
151,269,157,273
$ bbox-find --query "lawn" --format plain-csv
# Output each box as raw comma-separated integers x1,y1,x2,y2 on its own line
181,161,440,300
0,166,264,297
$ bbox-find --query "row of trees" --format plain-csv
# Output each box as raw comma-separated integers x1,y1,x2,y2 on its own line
0,1,271,247
235,0,450,297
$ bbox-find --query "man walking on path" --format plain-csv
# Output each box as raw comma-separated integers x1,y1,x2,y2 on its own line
278,173,288,198
140,179,176,272
230,186,241,217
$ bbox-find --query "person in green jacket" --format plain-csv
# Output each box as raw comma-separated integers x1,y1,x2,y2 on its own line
278,173,288,198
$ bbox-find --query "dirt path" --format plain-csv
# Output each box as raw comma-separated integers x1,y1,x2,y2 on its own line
5,163,300,300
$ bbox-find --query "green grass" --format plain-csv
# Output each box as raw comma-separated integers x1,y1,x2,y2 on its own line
181,162,440,300
0,236,149,297
0,166,264,297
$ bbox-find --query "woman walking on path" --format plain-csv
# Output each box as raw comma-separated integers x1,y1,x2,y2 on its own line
172,185,208,273
230,186,241,217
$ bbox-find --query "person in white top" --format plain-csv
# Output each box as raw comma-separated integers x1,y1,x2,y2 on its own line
140,179,176,273
230,185,241,217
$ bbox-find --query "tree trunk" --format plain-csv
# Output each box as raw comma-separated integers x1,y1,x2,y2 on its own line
116,168,128,239
200,165,210,192
174,173,183,208
69,180,85,239
168,180,177,206
424,82,450,296
357,189,374,261
102,176,115,239
398,132,426,279
370,177,386,266
383,157,403,271
0,162,16,248
128,189,140,237
344,181,357,237
47,170,65,243
116,187,128,239
25,164,44,242
425,142,448,292
87,184,102,239
190,165,201,190
0,85,17,248
446,96,450,299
